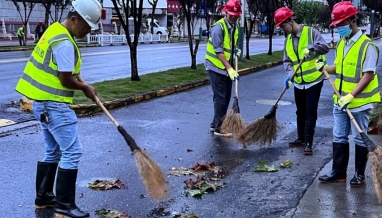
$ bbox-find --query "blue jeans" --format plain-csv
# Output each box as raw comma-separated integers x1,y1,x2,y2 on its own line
333,107,371,147
33,101,83,169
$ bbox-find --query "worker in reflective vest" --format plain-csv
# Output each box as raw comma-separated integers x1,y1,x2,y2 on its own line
316,1,380,187
15,0,102,217
274,7,329,155
17,25,25,46
205,0,241,137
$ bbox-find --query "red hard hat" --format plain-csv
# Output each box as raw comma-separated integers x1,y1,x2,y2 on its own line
223,0,242,17
274,7,294,27
39,20,43,24
330,1,358,26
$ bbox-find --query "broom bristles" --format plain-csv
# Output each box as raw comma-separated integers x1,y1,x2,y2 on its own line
134,149,168,200
238,117,279,146
221,109,246,136
369,147,382,203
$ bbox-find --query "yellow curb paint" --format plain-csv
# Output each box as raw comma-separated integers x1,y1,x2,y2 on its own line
157,89,175,96
0,119,16,127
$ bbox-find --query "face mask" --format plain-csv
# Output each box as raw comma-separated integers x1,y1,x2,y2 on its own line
337,25,352,38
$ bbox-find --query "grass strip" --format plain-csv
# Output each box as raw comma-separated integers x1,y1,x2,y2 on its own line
72,50,282,104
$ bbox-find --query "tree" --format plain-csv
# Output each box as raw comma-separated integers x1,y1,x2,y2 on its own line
292,0,325,26
261,0,282,55
178,0,201,69
204,0,219,38
111,0,144,81
245,0,258,59
12,0,36,45
41,0,71,26
326,0,343,11
147,0,158,34
363,0,382,12
316,5,331,29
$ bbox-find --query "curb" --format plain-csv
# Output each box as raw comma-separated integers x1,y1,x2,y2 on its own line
69,60,283,115
0,43,100,52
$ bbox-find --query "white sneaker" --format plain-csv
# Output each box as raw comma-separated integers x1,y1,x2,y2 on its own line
214,131,233,137
210,127,216,132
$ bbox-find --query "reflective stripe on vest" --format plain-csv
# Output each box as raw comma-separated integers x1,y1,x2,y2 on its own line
205,18,239,69
334,35,380,108
15,22,82,104
285,26,325,84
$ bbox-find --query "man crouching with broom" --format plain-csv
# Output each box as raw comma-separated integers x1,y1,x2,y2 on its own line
205,0,241,137
274,7,329,155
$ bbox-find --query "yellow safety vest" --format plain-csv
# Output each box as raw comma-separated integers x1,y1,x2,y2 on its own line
15,22,82,104
334,34,380,109
17,27,24,37
285,26,325,84
205,18,239,69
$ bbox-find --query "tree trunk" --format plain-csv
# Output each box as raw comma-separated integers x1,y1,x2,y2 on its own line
130,46,140,81
44,3,50,27
191,39,200,69
245,19,253,60
267,15,273,55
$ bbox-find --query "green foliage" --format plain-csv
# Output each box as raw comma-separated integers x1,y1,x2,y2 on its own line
292,0,326,26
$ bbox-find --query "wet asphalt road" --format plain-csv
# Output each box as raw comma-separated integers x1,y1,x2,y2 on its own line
0,49,359,218
0,34,341,124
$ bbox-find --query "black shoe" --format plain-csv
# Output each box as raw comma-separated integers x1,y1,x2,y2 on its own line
304,142,313,155
289,139,305,147
319,142,349,183
35,162,58,208
54,168,89,218
350,145,368,187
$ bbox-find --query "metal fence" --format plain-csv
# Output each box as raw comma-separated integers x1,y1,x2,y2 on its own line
86,33,168,46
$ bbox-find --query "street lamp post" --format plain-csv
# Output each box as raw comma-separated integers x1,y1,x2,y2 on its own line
238,0,245,60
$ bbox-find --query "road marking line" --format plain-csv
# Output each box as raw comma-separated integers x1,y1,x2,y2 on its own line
0,40,285,64
150,56,172,59
0,119,16,127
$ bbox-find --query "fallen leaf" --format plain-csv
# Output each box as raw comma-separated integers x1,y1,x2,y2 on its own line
88,179,127,190
173,213,199,218
192,162,221,175
167,167,195,176
184,176,205,187
185,181,226,197
95,208,130,218
280,160,293,168
254,160,278,172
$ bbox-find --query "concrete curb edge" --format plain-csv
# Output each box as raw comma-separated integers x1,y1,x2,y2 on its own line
70,60,283,115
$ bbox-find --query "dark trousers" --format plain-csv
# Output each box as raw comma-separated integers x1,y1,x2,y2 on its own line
294,80,323,143
207,70,232,132
18,35,25,46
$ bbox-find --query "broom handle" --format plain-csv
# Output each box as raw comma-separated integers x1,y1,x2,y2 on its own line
274,59,305,105
235,56,239,98
77,75,120,127
322,69,364,133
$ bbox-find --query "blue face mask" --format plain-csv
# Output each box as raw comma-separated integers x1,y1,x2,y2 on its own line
337,25,352,38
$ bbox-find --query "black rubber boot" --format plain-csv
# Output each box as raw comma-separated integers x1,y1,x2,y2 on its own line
54,168,89,218
289,117,305,147
319,142,349,183
304,121,315,155
350,145,369,187
35,162,58,209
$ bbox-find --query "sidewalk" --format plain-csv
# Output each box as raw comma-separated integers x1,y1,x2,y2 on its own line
288,136,382,218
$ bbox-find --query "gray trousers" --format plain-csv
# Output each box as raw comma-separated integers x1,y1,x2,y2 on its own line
207,70,232,132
